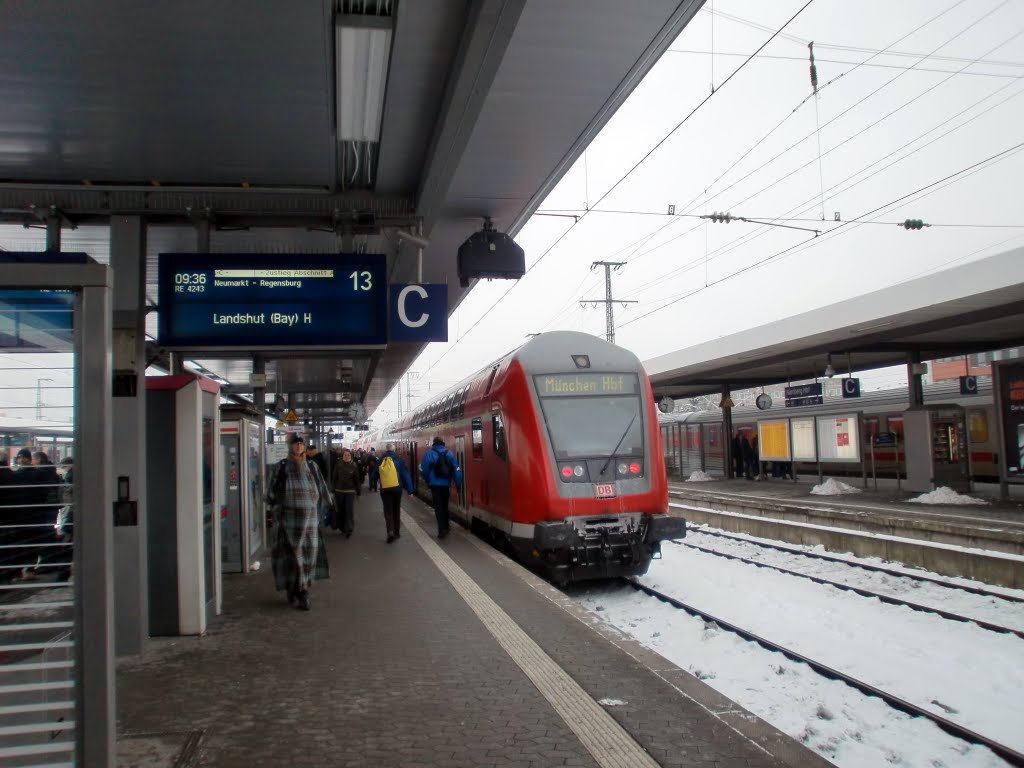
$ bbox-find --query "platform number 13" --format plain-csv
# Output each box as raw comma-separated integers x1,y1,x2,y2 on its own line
350,271,373,291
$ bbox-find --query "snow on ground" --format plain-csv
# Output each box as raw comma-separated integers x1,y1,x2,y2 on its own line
685,470,714,482
572,538,1024,767
908,486,990,505
682,529,1024,632
810,478,862,495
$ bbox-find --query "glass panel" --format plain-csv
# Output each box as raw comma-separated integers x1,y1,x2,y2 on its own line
534,374,643,460
492,412,507,461
0,290,77,766
968,409,988,444
471,418,483,460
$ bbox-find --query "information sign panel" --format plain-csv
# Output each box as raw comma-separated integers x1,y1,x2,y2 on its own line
785,382,823,407
791,417,817,461
817,414,860,462
994,361,1024,482
841,378,861,398
157,253,387,349
758,421,790,461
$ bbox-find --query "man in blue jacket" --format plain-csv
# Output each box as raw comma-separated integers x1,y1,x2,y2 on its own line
378,442,414,543
419,436,462,539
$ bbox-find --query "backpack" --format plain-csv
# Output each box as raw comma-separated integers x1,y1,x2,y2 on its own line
433,448,453,480
378,456,399,489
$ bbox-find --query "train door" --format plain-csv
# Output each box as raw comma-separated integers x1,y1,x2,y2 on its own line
454,435,466,511
490,406,513,523
409,441,420,486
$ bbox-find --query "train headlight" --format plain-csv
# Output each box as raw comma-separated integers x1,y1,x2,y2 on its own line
629,462,642,475
617,462,628,476
573,465,585,477
560,466,573,478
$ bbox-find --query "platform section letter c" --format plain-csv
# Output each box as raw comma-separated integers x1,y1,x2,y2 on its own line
389,283,448,342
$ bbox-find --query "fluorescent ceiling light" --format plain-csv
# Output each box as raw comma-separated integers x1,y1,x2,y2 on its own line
336,15,392,142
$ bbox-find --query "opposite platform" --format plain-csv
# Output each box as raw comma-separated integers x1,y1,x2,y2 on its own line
117,493,829,767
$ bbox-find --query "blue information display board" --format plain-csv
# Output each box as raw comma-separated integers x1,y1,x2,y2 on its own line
158,253,388,349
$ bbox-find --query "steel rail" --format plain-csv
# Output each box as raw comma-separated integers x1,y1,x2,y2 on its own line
685,527,1024,604
670,540,1024,639
624,578,1024,767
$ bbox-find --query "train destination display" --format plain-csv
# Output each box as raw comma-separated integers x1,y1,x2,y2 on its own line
534,373,639,396
158,253,388,349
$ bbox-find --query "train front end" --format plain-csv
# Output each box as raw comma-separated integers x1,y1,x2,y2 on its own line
517,333,686,582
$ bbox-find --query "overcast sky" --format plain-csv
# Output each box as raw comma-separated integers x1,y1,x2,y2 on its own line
372,0,1024,424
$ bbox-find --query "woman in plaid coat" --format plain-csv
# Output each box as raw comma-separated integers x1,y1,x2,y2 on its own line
267,434,334,611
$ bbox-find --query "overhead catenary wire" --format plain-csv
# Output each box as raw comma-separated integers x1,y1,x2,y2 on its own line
581,0,980,277
614,44,1024,294
625,71,1024,296
409,1,818,384
617,140,1024,330
703,3,1024,68
532,0,1019,354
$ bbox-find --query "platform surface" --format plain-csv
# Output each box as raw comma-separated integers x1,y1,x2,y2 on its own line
116,493,830,767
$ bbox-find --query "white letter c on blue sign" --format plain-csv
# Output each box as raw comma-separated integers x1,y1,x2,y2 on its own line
397,285,429,328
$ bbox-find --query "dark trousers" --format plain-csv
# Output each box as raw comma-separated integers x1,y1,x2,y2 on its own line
430,485,451,535
333,491,355,534
380,490,402,537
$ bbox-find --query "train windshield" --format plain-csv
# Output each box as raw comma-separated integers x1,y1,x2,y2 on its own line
533,373,644,459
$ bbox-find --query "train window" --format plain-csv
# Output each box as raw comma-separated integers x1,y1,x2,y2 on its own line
445,392,456,420
485,365,498,394
533,373,643,459
471,418,483,459
458,386,469,418
492,411,507,460
968,409,988,443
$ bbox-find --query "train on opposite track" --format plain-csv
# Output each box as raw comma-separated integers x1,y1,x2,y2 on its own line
356,330,686,582
658,377,1003,484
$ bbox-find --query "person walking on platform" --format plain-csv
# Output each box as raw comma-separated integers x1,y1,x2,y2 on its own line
751,433,765,481
267,434,333,611
306,442,329,484
377,443,413,543
330,449,360,537
731,430,744,479
419,437,462,539
365,448,380,492
740,432,754,480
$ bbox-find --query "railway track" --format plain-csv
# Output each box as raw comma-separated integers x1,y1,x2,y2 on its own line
624,578,1024,767
670,538,1024,639
684,528,1024,604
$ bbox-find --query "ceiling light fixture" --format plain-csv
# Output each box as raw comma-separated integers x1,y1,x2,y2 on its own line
336,14,392,144
824,353,835,379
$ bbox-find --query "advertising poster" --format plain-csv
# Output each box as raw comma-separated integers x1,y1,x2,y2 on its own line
817,414,860,462
791,418,817,461
995,361,1024,482
758,421,791,461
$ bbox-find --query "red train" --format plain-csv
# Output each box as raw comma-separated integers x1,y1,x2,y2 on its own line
361,331,685,582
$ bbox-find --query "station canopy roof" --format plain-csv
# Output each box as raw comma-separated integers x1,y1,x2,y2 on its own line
0,0,703,426
645,246,1024,401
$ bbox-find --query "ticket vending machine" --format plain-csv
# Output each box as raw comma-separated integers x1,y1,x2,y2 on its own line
219,406,266,573
903,405,970,493
146,374,222,636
